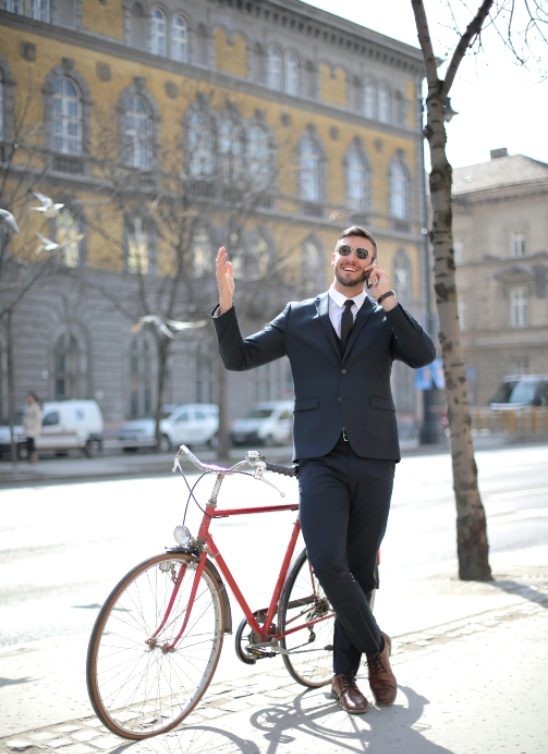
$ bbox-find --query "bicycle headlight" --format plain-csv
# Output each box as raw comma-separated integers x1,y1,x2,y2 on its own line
173,524,192,547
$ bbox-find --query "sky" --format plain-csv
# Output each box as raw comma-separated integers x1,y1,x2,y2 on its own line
305,0,547,168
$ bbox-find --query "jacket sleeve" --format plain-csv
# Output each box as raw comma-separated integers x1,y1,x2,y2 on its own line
385,304,436,368
212,304,289,371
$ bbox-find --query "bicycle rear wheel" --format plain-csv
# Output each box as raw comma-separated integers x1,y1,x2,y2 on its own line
279,548,335,688
86,551,225,739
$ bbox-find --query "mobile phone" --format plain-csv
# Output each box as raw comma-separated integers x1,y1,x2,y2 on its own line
365,261,376,288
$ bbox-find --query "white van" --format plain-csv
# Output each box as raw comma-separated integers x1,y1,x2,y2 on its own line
37,400,104,456
230,401,294,447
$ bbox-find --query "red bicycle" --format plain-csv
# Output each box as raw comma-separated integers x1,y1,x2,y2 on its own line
86,445,336,739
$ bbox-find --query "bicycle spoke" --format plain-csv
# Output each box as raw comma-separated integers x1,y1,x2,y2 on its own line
87,552,224,739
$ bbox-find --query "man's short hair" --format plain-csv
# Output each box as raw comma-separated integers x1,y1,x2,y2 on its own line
337,225,378,254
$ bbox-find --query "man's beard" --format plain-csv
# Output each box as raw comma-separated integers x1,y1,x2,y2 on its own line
334,267,367,288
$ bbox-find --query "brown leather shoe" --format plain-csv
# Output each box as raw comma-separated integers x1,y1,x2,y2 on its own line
367,632,397,706
331,674,369,714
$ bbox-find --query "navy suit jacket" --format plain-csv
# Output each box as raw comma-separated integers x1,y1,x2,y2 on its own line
213,292,436,462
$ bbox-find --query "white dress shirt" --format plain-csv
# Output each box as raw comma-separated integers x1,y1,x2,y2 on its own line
328,285,367,337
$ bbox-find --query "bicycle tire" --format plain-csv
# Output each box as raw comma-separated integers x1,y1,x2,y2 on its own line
86,551,225,739
278,548,335,688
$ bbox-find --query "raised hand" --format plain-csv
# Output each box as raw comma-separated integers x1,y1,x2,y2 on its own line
216,246,235,314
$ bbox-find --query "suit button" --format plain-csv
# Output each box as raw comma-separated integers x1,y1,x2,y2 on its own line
340,369,347,375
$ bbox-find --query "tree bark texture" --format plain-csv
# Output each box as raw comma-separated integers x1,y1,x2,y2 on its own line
412,0,493,580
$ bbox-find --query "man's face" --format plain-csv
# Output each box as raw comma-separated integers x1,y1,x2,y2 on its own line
331,235,376,290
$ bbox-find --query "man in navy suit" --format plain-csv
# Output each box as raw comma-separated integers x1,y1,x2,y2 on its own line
213,226,435,714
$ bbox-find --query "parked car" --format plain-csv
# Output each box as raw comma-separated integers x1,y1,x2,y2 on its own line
230,400,294,447
0,410,26,459
0,400,104,459
118,403,219,451
489,375,548,410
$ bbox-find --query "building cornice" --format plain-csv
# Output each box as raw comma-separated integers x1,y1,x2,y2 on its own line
0,11,421,140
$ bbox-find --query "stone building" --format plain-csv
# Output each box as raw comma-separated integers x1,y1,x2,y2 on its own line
452,149,548,406
0,0,429,432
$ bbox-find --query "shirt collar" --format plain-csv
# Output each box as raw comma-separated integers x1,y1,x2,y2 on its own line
328,284,367,310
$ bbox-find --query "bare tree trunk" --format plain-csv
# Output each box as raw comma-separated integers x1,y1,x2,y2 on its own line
6,310,19,466
413,0,493,580
154,337,170,451
216,358,229,459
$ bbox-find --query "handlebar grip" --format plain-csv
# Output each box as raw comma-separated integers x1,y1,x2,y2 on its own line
264,462,298,477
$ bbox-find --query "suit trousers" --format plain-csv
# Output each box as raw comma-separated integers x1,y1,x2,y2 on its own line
298,438,394,676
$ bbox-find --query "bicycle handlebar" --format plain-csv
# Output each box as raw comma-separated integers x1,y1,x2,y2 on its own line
173,444,297,478
263,461,297,478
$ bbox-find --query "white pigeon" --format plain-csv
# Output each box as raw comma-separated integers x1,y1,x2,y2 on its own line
131,315,207,339
0,208,20,234
35,231,62,253
31,191,64,218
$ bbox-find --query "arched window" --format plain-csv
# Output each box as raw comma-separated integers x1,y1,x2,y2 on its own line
285,52,301,96
5,0,25,14
191,226,214,278
171,14,188,62
194,24,209,66
150,8,167,56
126,216,152,274
378,82,391,123
390,159,411,221
363,78,376,119
129,335,154,418
218,115,245,184
346,145,370,212
55,208,84,267
0,70,4,140
247,123,271,191
53,331,88,399
394,90,406,127
267,46,283,91
130,2,146,49
52,76,82,155
186,106,216,178
122,93,153,169
300,238,325,296
31,0,49,21
299,136,322,202
393,250,412,303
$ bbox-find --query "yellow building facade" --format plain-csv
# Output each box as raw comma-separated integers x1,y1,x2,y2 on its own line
0,0,427,433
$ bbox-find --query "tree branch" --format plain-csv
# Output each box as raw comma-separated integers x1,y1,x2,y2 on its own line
443,0,495,94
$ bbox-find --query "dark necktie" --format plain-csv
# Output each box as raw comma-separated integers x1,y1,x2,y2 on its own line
340,299,354,352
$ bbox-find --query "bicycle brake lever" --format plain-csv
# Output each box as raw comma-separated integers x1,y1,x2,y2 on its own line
254,464,285,497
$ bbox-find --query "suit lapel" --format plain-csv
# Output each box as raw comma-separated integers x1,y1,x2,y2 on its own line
315,292,341,359
343,297,375,359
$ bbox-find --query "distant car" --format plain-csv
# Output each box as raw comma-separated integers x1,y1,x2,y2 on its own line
0,399,104,459
489,375,548,410
118,403,219,451
0,410,26,459
230,400,294,447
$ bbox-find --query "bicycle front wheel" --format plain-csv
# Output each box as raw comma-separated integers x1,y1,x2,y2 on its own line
86,551,225,739
279,548,335,688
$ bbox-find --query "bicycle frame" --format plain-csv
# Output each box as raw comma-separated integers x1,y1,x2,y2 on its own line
153,448,332,655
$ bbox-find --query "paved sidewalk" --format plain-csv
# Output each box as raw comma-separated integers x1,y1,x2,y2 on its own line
1,565,547,754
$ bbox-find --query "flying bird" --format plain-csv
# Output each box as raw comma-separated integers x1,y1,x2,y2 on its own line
0,208,20,234
131,314,208,339
31,191,64,218
35,231,63,254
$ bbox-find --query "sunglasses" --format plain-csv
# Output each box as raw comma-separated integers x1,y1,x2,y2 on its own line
337,244,374,261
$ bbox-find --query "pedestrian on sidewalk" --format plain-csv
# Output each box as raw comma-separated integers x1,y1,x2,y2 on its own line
212,226,436,714
23,391,42,463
